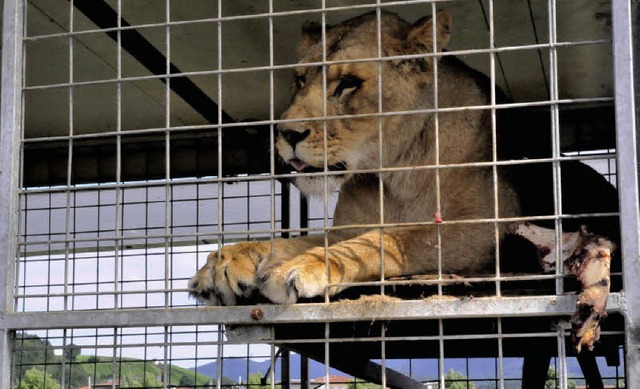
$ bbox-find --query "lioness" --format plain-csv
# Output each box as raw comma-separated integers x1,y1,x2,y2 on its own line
188,11,618,308
189,10,522,305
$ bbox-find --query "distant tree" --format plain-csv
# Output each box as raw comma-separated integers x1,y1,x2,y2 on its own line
17,368,61,389
247,372,280,389
179,374,196,387
13,334,89,388
121,374,163,388
86,355,99,363
13,334,56,369
444,369,476,389
119,373,162,388
63,344,81,362
545,367,576,389
62,364,91,389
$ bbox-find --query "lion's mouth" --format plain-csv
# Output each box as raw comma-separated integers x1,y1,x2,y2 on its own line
289,158,348,173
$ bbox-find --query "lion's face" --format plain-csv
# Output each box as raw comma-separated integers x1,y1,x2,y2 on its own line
276,11,452,196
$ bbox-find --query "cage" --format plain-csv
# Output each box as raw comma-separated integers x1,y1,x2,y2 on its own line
1,0,639,388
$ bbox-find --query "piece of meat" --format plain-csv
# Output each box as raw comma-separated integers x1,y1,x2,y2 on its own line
507,222,614,352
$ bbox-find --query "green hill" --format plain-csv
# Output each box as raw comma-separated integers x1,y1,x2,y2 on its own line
13,333,218,388
74,355,213,387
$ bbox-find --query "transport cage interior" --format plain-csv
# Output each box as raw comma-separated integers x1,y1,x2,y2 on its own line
1,0,639,388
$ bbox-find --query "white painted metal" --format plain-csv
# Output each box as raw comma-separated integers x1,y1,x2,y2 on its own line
611,0,640,386
0,0,23,386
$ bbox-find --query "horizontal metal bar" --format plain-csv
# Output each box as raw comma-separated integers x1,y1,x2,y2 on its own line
72,0,235,125
15,211,619,252
21,104,615,186
20,97,614,145
18,150,616,195
22,39,609,91
0,293,623,329
10,272,593,301
20,0,471,41
8,329,626,350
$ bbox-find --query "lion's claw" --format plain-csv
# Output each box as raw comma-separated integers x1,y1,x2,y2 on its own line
189,242,331,305
188,242,267,306
259,260,328,304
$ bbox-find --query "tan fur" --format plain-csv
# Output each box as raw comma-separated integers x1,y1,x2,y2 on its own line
189,11,521,305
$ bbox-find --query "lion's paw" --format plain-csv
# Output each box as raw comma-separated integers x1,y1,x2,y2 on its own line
258,257,328,304
188,242,269,306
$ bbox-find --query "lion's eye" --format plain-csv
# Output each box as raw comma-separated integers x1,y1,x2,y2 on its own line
294,75,306,90
333,75,363,98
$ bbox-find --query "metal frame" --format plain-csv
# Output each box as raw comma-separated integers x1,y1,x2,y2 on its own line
0,0,23,387
1,0,639,388
1,294,623,330
612,0,640,386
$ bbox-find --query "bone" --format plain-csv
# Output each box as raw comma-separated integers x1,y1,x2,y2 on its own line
507,222,614,352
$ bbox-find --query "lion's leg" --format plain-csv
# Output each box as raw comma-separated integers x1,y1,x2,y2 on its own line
258,224,494,304
188,235,325,305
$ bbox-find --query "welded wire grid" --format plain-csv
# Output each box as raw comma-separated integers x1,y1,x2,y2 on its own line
16,180,287,311
1,0,636,388
9,321,628,388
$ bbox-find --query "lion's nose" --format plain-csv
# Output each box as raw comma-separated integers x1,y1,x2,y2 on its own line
280,129,311,148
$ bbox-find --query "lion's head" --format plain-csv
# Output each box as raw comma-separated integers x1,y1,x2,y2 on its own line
276,11,452,195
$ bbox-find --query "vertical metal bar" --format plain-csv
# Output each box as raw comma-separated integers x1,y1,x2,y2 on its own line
60,329,68,388
431,2,443,297
376,0,385,297
114,0,123,311
163,326,169,389
488,0,502,298
64,0,75,313
548,0,564,297
268,0,277,273
164,0,172,310
270,342,276,389
380,322,387,389
324,322,330,389
216,0,223,267
0,0,24,386
556,328,567,389
216,328,223,389
497,319,504,389
215,4,224,385
111,328,118,389
320,0,330,303
611,0,640,386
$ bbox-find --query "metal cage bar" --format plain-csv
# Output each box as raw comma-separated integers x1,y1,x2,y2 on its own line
612,0,640,386
1,0,638,387
0,294,624,330
0,0,24,386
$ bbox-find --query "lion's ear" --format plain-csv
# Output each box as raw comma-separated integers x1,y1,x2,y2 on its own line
407,11,452,54
299,20,329,56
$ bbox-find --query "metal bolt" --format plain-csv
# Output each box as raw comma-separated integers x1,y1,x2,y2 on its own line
251,308,264,321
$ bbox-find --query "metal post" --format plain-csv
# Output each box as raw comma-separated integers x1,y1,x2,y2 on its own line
611,0,640,386
0,0,24,386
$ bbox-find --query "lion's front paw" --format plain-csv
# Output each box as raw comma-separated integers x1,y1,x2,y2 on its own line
258,256,329,304
188,242,269,306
